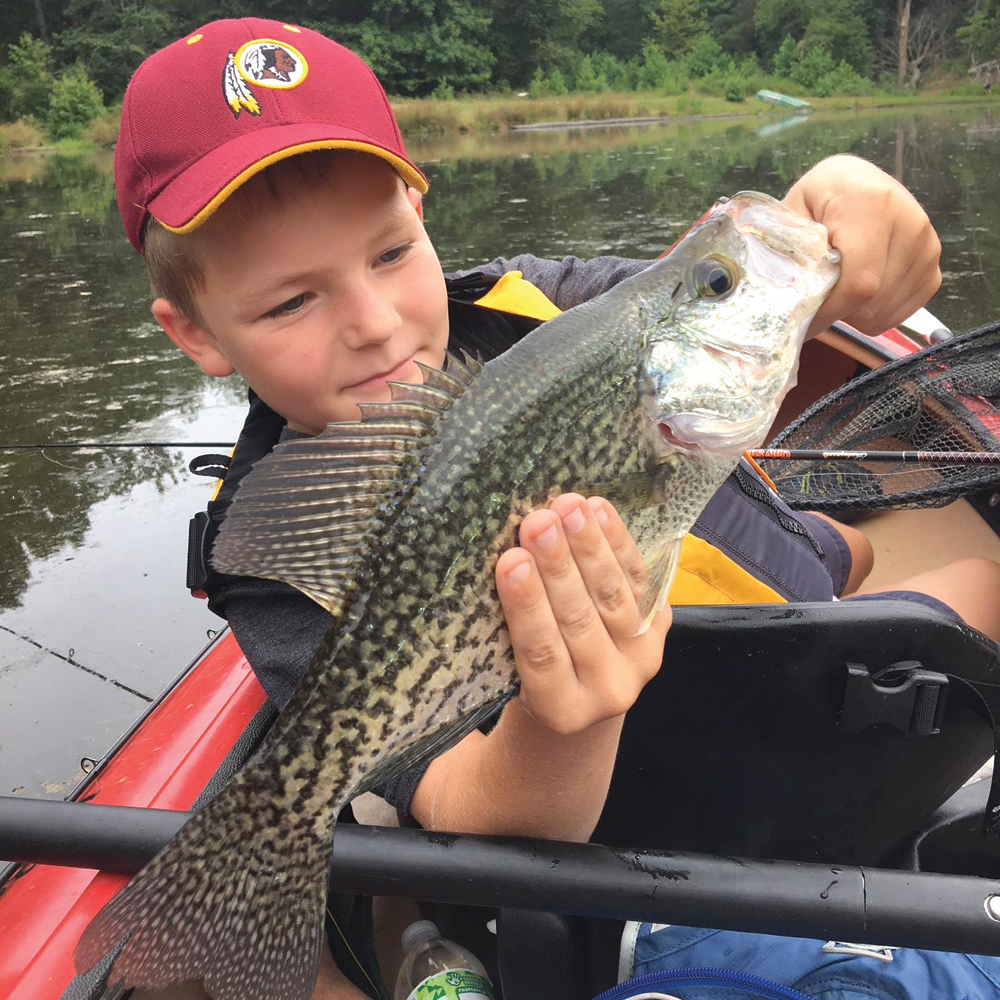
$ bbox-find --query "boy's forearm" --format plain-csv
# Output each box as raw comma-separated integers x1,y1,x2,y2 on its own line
411,698,624,843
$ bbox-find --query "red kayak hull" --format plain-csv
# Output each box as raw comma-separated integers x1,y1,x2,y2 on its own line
0,631,266,999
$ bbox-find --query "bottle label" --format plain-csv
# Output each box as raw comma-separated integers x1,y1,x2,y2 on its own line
404,967,494,1000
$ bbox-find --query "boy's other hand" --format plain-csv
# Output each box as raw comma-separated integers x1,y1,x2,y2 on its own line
496,494,670,736
782,154,942,339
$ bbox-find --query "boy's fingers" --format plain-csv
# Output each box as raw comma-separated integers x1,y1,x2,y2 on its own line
518,505,606,640
495,547,575,703
807,199,891,337
546,495,641,647
585,496,647,605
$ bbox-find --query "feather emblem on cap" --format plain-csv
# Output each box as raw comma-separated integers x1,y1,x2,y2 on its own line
222,52,260,118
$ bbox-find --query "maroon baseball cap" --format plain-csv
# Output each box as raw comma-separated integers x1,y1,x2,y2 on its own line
115,17,428,254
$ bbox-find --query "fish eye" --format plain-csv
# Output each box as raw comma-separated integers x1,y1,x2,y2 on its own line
692,256,738,298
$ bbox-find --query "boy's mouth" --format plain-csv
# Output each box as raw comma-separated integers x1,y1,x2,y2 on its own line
347,354,416,390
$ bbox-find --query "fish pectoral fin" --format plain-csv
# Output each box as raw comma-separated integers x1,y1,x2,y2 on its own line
636,534,684,635
211,351,482,614
354,686,518,797
589,470,664,516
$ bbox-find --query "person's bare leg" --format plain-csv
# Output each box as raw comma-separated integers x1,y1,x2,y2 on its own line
857,557,1000,642
806,511,874,595
311,944,372,999
130,947,370,1000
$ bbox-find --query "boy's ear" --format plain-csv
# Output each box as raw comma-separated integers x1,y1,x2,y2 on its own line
152,298,235,378
406,185,424,222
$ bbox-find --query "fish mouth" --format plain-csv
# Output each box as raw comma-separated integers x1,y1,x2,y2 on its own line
657,421,698,452
658,412,771,455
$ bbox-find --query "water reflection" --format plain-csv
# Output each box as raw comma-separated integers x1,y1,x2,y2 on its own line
0,105,997,797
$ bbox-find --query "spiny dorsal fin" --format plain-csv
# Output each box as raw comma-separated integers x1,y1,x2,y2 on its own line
212,359,479,615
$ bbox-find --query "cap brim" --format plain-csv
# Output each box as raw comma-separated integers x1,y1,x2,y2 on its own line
148,122,428,235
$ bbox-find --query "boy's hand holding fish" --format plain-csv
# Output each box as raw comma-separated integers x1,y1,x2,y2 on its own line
784,154,942,340
413,492,670,842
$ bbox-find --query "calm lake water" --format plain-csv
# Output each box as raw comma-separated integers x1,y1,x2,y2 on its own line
1,104,998,801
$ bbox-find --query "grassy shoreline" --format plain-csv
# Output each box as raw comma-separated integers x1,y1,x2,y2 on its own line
1,87,992,155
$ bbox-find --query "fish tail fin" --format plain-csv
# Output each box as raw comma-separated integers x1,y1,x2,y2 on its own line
74,779,336,1000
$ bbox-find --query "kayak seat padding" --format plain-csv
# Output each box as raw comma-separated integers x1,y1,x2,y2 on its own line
596,600,1000,866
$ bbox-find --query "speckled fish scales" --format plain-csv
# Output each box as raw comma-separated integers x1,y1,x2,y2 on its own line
74,192,839,1000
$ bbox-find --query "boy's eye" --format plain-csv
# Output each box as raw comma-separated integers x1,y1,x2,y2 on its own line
377,242,412,265
262,293,308,319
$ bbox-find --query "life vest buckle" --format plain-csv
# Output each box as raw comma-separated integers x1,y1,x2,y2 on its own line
187,510,212,596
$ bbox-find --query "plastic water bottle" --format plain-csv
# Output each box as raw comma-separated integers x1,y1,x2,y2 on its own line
394,919,496,1000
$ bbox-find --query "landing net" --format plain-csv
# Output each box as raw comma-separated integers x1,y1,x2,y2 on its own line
760,321,1000,513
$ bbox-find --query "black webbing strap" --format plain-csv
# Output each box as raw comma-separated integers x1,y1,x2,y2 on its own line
943,673,1000,837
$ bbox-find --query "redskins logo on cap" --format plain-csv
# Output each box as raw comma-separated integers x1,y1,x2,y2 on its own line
222,38,308,118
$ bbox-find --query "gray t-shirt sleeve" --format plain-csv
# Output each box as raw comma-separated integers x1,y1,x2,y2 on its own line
450,253,652,311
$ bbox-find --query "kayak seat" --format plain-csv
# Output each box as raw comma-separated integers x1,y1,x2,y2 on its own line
595,599,1000,868
893,774,1000,877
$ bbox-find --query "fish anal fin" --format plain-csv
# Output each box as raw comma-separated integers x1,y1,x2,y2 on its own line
636,534,684,635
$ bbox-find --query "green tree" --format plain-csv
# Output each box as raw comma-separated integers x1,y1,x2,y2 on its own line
56,0,176,102
319,0,495,95
707,0,756,56
635,40,674,88
754,0,809,57
545,66,569,94
801,0,875,77
574,53,601,90
532,0,604,76
790,44,836,88
45,61,104,138
772,33,797,76
651,0,707,59
2,33,54,121
685,31,726,76
957,0,1000,66
584,0,661,61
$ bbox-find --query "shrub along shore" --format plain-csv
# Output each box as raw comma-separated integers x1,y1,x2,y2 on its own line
1,82,990,156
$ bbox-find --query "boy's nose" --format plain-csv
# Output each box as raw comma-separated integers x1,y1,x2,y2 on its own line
340,280,401,349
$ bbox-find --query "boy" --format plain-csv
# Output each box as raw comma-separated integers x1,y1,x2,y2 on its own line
110,17,997,1000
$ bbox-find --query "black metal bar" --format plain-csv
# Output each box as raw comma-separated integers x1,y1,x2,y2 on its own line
4,797,1000,954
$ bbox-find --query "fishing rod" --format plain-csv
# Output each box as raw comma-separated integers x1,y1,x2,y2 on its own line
3,443,1000,466
747,448,1000,465
0,441,233,450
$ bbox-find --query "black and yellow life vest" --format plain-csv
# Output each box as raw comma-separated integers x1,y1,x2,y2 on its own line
188,271,830,618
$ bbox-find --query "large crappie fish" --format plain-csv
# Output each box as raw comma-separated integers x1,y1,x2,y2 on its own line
75,192,839,999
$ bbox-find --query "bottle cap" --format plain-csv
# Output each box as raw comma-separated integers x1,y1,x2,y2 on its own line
401,919,440,953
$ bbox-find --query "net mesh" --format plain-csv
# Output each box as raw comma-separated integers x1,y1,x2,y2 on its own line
761,321,1000,513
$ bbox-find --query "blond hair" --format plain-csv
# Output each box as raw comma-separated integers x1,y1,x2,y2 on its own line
143,221,207,326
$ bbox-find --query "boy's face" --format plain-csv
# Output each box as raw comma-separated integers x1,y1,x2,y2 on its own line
156,154,449,434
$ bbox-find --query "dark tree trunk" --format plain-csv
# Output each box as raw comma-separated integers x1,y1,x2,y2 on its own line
897,0,911,87
31,0,48,43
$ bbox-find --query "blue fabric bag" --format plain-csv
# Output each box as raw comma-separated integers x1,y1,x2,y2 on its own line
602,922,1000,999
